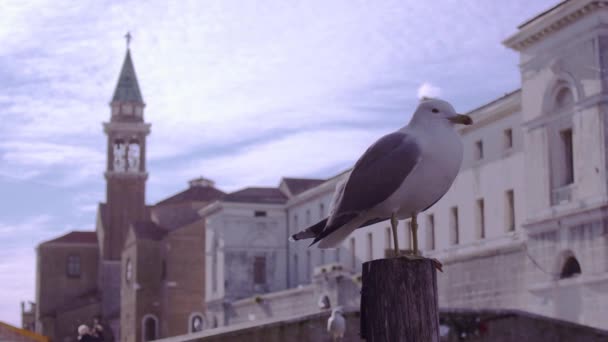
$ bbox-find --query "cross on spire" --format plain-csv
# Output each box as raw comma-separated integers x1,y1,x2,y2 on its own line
125,31,132,49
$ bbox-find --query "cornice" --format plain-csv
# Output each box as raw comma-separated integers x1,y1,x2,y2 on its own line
503,1,608,51
458,90,521,135
103,121,151,134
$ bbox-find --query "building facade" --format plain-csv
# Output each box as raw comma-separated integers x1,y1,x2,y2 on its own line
202,0,608,331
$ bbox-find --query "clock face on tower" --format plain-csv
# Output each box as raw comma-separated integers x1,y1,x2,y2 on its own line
113,138,141,172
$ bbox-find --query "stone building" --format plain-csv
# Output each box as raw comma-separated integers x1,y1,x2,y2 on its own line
202,0,608,332
34,47,225,342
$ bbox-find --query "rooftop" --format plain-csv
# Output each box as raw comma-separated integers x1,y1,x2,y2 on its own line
40,231,97,246
156,182,226,206
112,49,144,103
281,177,325,196
132,221,168,241
224,187,288,204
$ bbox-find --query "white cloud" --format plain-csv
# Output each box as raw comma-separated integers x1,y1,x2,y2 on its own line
156,127,388,192
0,141,104,186
417,82,442,100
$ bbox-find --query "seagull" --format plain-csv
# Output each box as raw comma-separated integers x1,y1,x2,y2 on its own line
327,307,346,341
290,98,472,266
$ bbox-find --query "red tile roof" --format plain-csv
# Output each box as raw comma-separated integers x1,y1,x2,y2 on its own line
40,231,97,246
224,187,288,204
156,185,225,206
132,221,167,241
282,177,325,196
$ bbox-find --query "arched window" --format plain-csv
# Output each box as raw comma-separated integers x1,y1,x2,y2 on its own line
125,258,133,283
127,139,140,172
142,314,158,342
189,313,205,333
113,139,127,172
547,83,577,204
212,316,218,328
560,256,581,279
555,87,574,110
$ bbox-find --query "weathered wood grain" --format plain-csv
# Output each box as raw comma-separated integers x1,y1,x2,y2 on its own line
360,258,439,342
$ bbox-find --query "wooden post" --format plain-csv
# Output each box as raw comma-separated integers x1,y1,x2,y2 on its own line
360,258,439,341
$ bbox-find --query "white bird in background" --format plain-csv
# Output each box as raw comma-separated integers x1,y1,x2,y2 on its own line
290,98,472,269
318,294,331,310
327,307,346,341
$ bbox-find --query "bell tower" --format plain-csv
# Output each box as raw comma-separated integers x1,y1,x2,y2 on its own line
103,41,150,260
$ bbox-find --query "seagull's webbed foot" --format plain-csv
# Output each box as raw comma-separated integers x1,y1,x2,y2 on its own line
395,251,443,272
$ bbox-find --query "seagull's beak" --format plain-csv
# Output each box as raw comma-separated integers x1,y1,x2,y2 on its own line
448,114,473,125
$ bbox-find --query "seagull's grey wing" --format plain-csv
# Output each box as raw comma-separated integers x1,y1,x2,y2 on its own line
332,131,421,218
310,131,420,246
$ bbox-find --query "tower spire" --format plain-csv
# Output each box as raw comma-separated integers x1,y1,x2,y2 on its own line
111,36,143,104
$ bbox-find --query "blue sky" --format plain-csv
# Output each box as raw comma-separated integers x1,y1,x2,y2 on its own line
0,0,556,325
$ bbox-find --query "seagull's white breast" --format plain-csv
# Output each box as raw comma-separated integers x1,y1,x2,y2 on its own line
374,122,464,219
327,313,346,337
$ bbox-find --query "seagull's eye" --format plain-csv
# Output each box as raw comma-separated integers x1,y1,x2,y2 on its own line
431,108,439,113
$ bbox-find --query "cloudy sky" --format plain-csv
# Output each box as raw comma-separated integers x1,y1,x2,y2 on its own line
0,0,556,325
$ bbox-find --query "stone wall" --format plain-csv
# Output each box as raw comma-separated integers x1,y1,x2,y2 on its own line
211,265,360,328
438,245,526,310
160,220,206,337
155,310,363,342
155,308,608,342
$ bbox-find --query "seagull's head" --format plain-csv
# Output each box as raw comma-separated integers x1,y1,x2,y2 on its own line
332,307,344,316
413,98,473,127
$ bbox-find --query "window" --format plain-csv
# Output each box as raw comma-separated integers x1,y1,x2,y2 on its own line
253,256,266,285
504,128,513,149
305,209,311,225
293,215,299,230
319,203,325,219
476,199,485,239
125,258,132,283
450,207,459,245
475,140,483,160
426,215,435,250
306,250,312,280
254,210,266,217
385,227,392,251
560,256,581,279
320,250,325,264
143,315,158,341
367,233,373,261
506,190,515,231
161,259,166,280
212,239,218,292
350,238,356,270
293,254,299,285
335,247,341,263
560,129,574,185
555,87,574,109
189,314,204,333
403,221,411,250
67,255,81,278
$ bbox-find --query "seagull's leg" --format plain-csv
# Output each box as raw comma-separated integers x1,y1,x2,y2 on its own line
411,213,419,256
411,212,444,272
390,213,400,257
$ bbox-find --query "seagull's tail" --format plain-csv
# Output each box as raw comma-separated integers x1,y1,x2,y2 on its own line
289,216,390,246
289,218,328,242
315,214,367,248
